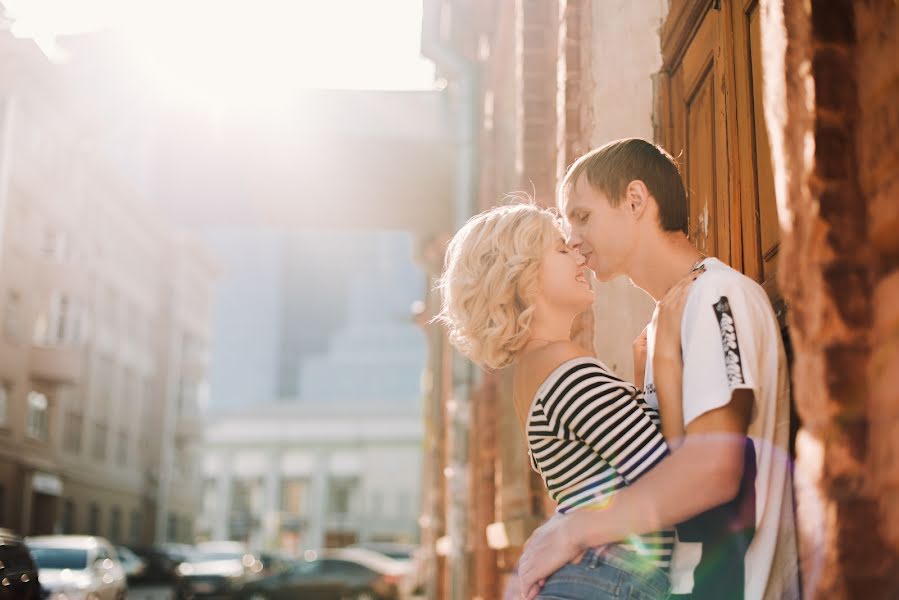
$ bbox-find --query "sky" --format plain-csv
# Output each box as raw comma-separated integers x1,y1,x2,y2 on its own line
3,0,437,110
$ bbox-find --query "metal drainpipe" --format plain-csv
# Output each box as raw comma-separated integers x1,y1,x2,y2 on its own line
421,2,480,599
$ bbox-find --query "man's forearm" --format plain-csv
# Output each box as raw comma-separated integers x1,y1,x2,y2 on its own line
569,433,744,548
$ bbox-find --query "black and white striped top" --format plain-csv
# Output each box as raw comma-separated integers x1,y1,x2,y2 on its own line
526,356,675,568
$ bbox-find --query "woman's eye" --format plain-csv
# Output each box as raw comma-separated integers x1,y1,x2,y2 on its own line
578,214,589,224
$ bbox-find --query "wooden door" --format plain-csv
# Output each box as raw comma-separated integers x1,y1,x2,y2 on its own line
659,1,733,264
658,0,782,306
732,0,781,302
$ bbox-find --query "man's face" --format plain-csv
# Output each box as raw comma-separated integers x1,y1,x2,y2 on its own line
561,176,639,282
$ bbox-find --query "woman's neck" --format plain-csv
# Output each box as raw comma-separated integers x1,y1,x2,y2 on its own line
528,308,576,344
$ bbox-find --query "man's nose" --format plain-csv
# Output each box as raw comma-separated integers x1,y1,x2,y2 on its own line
567,230,583,249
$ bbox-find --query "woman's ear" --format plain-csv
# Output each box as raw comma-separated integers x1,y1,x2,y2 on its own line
624,180,650,219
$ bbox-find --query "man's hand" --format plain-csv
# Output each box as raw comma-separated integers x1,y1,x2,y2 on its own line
517,513,581,598
503,572,522,600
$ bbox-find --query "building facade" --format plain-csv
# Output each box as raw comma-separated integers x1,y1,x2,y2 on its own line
0,33,217,544
419,0,899,598
198,406,422,553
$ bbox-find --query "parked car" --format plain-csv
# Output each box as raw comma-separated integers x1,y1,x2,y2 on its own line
236,548,404,600
128,544,194,584
348,544,420,600
27,535,127,600
175,541,260,600
256,552,292,578
0,529,40,600
115,545,146,581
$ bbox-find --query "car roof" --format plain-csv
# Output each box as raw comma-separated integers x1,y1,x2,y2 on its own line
26,536,105,549
0,529,24,543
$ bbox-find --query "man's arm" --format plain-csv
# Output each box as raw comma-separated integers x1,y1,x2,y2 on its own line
566,389,753,547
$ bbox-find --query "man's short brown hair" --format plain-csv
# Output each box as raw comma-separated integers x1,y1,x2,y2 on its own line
560,138,689,234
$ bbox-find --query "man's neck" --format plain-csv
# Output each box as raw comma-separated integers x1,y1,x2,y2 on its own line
627,233,705,302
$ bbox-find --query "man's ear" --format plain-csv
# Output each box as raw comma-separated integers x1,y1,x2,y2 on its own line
624,180,650,219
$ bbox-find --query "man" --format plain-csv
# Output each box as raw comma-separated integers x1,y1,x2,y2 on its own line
517,138,799,599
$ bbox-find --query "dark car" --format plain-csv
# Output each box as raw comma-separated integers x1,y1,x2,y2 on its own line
236,549,403,600
0,529,40,600
128,545,193,584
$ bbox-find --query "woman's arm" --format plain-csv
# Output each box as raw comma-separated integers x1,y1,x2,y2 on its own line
632,325,648,389
652,270,703,449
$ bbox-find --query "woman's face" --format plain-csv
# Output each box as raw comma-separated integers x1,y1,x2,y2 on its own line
537,233,595,314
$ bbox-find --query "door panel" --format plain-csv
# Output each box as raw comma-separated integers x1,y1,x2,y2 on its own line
733,0,780,294
667,5,732,264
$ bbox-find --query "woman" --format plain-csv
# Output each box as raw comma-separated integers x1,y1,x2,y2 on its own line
435,203,684,600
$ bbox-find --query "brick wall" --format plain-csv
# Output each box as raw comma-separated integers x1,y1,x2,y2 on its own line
762,0,899,596
858,0,899,565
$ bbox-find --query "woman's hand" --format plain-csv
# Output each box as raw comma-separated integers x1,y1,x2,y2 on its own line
652,267,703,447
633,325,649,388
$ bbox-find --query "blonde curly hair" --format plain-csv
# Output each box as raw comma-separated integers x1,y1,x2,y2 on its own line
434,203,565,370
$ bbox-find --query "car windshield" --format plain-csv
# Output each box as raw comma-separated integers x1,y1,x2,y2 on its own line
30,548,89,570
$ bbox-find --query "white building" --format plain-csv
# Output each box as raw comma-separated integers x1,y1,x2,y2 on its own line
198,404,423,553
198,230,427,552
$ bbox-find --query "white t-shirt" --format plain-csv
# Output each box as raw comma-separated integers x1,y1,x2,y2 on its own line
643,258,800,600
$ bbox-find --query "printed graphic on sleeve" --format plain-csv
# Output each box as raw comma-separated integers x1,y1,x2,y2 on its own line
713,296,745,386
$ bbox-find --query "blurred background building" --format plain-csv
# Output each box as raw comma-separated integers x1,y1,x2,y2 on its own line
196,230,427,553
0,33,217,543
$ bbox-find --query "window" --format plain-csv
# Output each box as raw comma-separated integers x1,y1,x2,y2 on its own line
87,503,100,535
26,391,49,441
281,479,307,514
3,291,20,341
397,492,411,517
35,293,83,346
370,491,383,516
327,478,357,516
109,507,121,542
167,513,177,541
116,429,128,467
41,229,69,262
129,511,142,544
92,422,108,462
0,382,9,427
62,500,75,534
93,356,114,416
63,410,83,453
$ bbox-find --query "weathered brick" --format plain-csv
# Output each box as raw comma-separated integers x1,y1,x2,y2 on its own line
814,124,854,181
822,263,872,328
811,0,856,44
868,174,899,258
813,48,857,114
819,184,866,255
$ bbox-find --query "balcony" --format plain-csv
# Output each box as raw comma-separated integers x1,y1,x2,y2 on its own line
30,345,84,383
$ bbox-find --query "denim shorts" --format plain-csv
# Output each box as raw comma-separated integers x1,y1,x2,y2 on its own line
536,545,670,600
